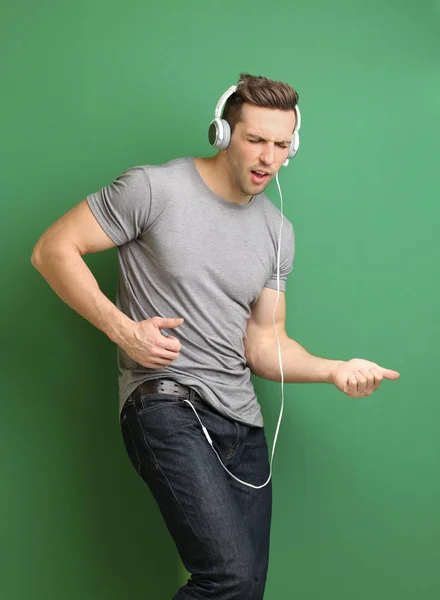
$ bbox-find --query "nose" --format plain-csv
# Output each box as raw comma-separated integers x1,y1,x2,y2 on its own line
259,142,275,166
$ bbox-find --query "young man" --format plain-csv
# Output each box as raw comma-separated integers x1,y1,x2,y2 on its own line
31,73,400,599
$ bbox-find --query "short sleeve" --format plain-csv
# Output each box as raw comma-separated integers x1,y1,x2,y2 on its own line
264,220,295,292
86,166,151,246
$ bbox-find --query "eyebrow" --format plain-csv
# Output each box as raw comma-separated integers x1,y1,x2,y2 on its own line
246,133,291,145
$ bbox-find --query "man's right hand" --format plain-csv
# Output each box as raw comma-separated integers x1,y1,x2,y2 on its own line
121,317,184,368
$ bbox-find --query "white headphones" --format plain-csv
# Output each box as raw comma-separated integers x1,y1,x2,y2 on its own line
208,84,301,167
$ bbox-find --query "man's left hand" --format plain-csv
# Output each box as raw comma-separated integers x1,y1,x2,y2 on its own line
329,359,400,397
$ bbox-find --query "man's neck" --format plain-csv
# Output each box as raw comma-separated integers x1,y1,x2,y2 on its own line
194,156,253,206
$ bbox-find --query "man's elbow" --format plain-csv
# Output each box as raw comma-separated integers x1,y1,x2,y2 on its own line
31,240,44,270
244,336,267,375
31,237,52,271
31,238,65,272
245,347,268,378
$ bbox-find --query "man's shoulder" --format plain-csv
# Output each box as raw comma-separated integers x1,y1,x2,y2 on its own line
132,156,193,177
259,191,294,230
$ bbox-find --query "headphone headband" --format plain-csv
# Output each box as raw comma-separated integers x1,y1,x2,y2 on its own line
214,85,238,119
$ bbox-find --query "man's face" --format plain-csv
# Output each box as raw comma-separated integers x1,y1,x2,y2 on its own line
224,103,296,197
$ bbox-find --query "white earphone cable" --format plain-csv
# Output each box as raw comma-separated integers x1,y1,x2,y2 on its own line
182,171,286,489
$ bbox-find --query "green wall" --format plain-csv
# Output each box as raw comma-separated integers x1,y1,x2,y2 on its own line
1,0,439,598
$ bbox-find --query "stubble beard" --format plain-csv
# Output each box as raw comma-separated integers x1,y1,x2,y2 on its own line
237,168,272,198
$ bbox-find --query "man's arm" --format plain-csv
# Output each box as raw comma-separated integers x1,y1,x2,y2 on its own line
243,287,400,397
31,199,134,345
31,200,183,368
244,287,343,384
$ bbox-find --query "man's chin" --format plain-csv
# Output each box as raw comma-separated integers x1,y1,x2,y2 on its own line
249,180,271,194
237,173,271,197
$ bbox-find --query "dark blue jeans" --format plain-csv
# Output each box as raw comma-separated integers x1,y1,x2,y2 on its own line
120,384,272,599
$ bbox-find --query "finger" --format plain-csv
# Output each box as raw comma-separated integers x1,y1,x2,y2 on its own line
153,317,184,330
152,337,180,356
157,334,181,352
149,359,173,368
166,335,182,351
148,354,177,367
360,369,375,395
346,373,358,397
369,368,383,390
379,368,400,380
352,372,367,396
157,348,180,361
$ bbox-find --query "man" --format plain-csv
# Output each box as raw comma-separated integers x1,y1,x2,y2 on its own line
31,73,400,599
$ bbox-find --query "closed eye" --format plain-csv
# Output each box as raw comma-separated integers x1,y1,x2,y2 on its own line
248,138,289,148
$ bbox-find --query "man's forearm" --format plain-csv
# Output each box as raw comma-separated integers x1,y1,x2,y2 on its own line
31,244,133,346
249,334,344,384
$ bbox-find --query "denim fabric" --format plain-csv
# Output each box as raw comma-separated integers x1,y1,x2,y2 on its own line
120,384,272,599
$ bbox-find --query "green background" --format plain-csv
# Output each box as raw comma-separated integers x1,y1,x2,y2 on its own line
1,0,439,598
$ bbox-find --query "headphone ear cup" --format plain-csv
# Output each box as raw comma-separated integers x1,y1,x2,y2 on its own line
287,131,300,159
220,120,231,150
283,131,300,167
208,118,231,150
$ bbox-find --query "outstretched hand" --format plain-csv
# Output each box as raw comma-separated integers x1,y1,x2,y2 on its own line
329,359,400,398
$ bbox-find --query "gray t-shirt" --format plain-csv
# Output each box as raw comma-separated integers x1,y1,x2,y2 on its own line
86,156,294,427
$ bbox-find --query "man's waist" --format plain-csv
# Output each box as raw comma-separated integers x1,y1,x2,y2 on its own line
133,378,193,399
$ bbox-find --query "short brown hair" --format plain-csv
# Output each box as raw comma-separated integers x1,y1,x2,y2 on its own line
222,72,299,132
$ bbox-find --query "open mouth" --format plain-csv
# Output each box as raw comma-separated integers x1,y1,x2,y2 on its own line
251,170,270,184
